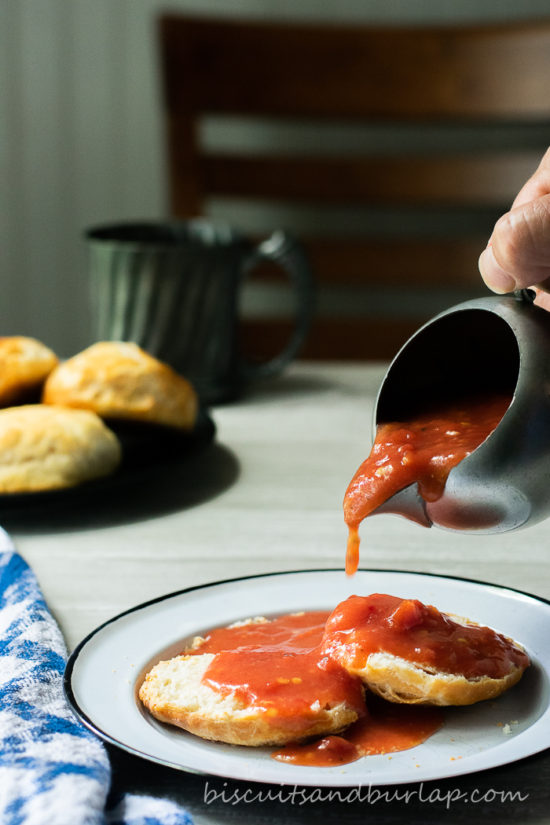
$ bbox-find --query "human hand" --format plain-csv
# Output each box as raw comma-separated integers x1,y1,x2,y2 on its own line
478,148,550,311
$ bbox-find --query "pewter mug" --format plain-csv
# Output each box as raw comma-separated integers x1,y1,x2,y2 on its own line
86,220,314,404
371,292,550,533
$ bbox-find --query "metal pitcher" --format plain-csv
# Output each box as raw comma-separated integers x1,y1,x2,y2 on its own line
371,292,550,533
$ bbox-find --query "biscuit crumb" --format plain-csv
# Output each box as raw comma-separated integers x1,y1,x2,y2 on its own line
229,617,268,628
499,719,518,735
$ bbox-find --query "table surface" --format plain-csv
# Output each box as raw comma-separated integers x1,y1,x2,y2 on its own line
5,362,550,824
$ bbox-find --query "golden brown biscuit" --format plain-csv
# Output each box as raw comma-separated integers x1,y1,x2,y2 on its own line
42,342,198,430
0,404,122,493
0,336,58,406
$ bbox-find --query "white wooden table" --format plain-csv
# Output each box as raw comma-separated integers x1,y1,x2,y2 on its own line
4,361,550,824
10,361,550,650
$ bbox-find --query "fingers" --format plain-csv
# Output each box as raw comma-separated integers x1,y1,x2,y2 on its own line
478,245,515,294
479,195,550,294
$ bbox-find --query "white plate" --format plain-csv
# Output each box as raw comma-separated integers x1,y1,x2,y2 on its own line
64,569,550,787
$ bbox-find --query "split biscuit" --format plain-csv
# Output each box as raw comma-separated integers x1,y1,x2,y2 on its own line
349,645,526,706
0,336,58,406
0,404,122,493
138,651,361,747
322,595,529,706
43,341,198,430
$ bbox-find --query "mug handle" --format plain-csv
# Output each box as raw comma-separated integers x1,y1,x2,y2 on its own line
239,231,315,381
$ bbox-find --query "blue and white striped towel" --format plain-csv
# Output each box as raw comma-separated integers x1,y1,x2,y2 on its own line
0,529,193,825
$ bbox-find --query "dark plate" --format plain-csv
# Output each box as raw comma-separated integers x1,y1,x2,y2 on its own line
0,409,217,514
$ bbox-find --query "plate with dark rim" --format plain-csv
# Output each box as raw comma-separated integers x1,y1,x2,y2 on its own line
64,569,549,787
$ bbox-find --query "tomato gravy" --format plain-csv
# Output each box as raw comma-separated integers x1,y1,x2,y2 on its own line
198,612,365,733
188,606,447,766
344,395,511,574
322,594,529,680
272,697,443,766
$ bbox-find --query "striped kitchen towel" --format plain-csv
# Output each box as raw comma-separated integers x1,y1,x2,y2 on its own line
0,531,192,825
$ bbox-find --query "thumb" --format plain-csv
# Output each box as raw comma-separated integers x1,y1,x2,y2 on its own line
479,195,550,294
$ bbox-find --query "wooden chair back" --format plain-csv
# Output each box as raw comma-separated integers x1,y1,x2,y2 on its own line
158,16,550,360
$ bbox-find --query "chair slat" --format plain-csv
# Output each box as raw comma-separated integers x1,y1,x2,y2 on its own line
239,318,426,362
158,15,550,360
200,152,538,206
296,238,488,287
160,17,550,118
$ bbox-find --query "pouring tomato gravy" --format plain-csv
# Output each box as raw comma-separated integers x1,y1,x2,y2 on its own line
344,395,511,575
187,606,445,766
